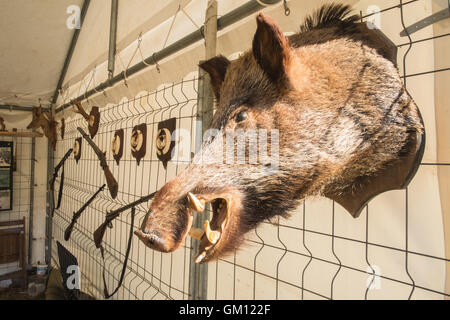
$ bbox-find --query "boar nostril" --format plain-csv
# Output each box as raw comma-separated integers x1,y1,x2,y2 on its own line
144,232,169,252
138,214,170,252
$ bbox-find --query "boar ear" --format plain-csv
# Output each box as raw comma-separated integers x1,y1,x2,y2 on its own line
252,13,291,84
199,55,230,100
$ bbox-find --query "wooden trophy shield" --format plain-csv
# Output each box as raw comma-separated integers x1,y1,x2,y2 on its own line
131,124,146,165
112,129,124,166
88,106,100,138
324,129,425,218
156,118,176,169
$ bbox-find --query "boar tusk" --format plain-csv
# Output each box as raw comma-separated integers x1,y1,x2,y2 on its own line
187,192,205,212
195,252,206,264
204,220,220,245
188,227,204,240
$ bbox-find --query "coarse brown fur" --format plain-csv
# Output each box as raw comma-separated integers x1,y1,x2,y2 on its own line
136,4,423,262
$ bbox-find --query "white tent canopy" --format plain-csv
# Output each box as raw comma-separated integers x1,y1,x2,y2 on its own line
0,0,275,109
0,0,83,107
4,0,354,115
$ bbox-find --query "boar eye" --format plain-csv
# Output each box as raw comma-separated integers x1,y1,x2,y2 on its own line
235,111,248,123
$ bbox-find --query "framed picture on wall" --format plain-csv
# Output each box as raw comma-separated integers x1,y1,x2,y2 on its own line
0,169,10,188
0,145,12,167
0,141,13,211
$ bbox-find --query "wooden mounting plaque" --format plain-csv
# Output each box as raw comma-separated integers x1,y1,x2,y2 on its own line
324,129,425,218
88,106,100,139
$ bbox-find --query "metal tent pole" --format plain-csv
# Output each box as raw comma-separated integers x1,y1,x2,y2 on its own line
108,0,119,79
189,0,218,301
0,105,49,112
51,0,91,106
28,137,36,265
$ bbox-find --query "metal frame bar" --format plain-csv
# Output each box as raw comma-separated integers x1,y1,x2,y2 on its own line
55,0,282,113
189,68,209,300
27,137,36,265
400,6,450,36
45,141,54,265
108,0,119,79
0,105,49,112
51,0,91,105
188,0,218,300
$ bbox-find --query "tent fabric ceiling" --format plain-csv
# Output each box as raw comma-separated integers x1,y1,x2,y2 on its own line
1,0,355,111
55,0,250,108
0,0,83,107
0,0,200,108
0,0,270,110
0,0,221,109
60,0,195,98
58,0,360,114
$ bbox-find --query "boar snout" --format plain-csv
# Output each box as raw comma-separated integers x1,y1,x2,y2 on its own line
136,181,245,263
135,196,195,253
135,229,170,253
134,210,171,252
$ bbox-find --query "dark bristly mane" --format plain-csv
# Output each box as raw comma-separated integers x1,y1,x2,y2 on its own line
300,3,360,33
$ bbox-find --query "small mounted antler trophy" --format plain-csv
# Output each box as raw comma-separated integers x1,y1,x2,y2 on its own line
72,100,100,138
26,106,58,150
131,124,146,165
112,129,124,165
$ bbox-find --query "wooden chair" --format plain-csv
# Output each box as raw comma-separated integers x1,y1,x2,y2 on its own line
0,217,27,288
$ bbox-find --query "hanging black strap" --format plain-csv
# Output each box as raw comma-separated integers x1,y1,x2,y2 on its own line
100,207,135,299
56,163,65,209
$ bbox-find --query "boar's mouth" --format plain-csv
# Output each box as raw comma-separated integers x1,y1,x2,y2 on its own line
135,191,236,264
187,193,233,264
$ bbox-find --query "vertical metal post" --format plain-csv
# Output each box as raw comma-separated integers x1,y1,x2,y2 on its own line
108,0,119,79
200,0,217,132
189,0,217,301
28,137,36,265
45,107,54,265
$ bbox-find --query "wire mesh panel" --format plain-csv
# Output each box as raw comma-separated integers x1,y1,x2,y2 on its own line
51,76,199,299
204,0,449,300
50,0,449,300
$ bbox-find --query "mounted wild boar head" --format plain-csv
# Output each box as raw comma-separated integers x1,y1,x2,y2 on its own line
135,4,424,263
27,106,58,150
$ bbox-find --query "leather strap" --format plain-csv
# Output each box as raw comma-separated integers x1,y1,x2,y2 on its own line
56,164,65,209
100,207,135,299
